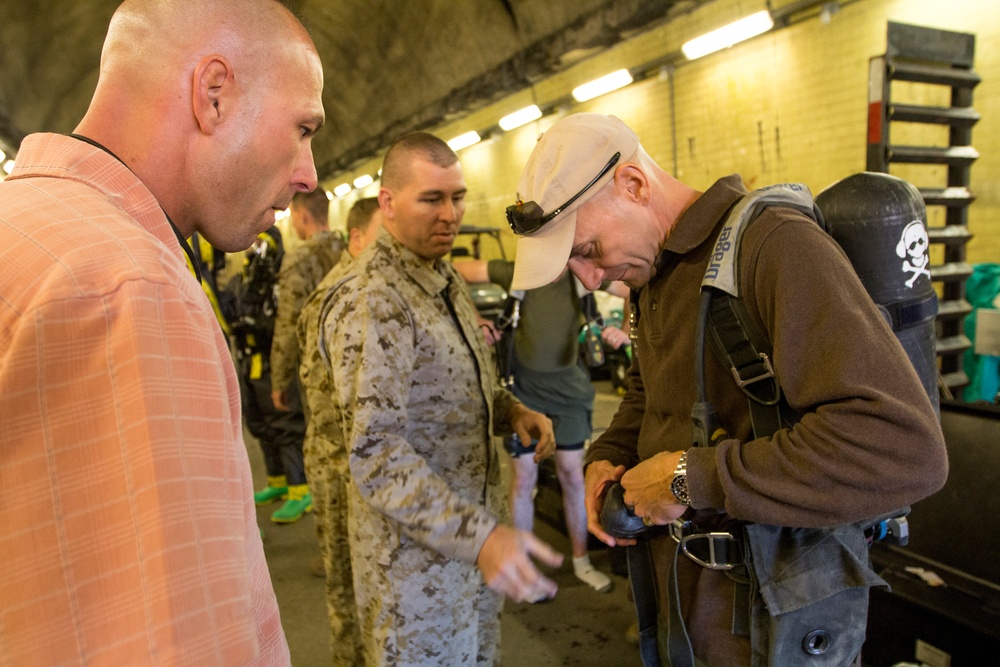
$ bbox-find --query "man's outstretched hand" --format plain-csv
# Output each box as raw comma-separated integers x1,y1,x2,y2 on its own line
476,525,564,603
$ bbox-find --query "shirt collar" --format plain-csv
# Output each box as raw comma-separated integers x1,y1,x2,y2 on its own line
374,227,451,296
654,174,747,272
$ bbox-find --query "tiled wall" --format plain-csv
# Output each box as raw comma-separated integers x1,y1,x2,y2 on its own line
324,0,1000,265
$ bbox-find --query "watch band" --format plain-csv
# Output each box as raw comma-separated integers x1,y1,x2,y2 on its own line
670,451,690,506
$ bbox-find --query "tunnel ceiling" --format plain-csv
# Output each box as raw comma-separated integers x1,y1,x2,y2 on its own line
0,0,691,181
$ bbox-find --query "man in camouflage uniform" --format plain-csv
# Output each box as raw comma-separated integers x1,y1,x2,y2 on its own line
296,196,380,665
264,186,344,523
320,133,564,666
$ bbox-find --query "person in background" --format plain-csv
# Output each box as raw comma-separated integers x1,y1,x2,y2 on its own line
264,187,344,523
321,132,563,665
296,196,381,665
0,0,325,663
225,227,312,522
506,113,948,667
455,258,630,595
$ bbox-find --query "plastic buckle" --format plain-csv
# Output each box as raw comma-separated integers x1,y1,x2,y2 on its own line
679,532,740,571
730,353,775,389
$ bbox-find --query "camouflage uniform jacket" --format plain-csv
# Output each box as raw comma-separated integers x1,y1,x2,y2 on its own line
298,250,355,473
321,229,517,564
298,250,362,666
270,230,343,394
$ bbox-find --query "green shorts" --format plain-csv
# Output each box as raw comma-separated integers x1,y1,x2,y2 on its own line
511,359,595,446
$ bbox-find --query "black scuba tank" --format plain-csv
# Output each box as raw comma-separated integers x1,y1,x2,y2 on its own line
815,172,940,414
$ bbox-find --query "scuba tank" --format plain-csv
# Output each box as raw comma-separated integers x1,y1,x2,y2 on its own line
815,172,940,414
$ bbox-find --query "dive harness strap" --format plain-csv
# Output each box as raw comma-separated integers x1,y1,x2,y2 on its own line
628,537,666,667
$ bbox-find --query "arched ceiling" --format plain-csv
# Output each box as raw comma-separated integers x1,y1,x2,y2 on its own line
0,0,692,181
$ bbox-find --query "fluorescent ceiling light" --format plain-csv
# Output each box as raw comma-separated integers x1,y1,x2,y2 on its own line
447,131,481,151
353,174,374,189
333,183,352,197
2,159,14,175
572,69,633,102
499,105,542,131
324,190,333,200
0,149,5,163
681,10,774,60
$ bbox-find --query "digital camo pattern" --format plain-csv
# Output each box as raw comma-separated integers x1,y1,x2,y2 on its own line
297,251,360,665
320,230,516,666
270,230,344,393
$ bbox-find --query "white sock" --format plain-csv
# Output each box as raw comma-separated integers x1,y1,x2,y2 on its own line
573,555,612,592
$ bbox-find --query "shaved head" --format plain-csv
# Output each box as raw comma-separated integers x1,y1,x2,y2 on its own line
100,0,307,94
77,0,325,252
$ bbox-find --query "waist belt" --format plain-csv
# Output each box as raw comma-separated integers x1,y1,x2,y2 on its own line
670,518,744,571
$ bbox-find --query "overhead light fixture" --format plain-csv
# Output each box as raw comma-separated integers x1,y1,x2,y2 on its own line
681,9,774,60
2,159,14,175
0,149,6,163
333,183,352,197
353,174,374,189
324,190,333,201
572,69,633,103
447,131,481,152
499,105,542,132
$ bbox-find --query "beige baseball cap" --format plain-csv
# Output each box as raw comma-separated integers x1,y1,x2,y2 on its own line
509,113,639,290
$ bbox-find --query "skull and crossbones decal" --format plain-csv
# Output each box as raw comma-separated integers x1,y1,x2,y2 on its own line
896,220,930,288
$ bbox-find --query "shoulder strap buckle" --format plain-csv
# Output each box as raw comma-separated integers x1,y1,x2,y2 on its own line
731,352,775,391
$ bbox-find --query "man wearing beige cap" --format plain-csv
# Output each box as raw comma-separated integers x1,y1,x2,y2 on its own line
507,113,947,666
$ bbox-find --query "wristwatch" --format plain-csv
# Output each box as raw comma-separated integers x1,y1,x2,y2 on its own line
670,451,690,506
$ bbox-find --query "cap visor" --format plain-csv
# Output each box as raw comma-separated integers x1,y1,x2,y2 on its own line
510,210,576,291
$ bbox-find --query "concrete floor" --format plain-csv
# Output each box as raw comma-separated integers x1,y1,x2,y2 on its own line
250,380,642,666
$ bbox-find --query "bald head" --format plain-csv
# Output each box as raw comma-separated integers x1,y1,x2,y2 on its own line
77,0,325,252
99,0,309,95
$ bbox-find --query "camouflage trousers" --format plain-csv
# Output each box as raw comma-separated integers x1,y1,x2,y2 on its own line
304,432,362,667
347,482,504,666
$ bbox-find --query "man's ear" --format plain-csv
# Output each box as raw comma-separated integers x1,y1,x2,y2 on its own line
377,188,394,220
192,55,234,135
616,164,650,205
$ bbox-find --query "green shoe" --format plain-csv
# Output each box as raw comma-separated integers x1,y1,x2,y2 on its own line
254,475,289,506
271,485,312,524
254,485,289,506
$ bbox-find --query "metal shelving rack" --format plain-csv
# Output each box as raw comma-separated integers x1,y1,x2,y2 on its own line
866,21,979,397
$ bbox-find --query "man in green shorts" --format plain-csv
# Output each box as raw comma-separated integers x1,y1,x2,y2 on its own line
456,259,629,594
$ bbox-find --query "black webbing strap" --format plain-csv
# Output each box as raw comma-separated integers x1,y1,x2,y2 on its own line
628,538,664,666
707,290,783,440
883,292,939,330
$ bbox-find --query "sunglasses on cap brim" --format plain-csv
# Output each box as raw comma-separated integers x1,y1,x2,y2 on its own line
505,152,621,236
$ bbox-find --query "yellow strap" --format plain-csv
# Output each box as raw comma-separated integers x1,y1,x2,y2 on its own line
250,353,263,380
184,244,232,335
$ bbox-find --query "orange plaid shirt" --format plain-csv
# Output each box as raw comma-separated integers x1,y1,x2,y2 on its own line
0,134,290,665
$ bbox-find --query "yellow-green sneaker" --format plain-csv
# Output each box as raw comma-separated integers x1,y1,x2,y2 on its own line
271,484,312,524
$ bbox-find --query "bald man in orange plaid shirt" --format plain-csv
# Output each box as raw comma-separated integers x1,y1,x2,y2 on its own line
0,1,326,664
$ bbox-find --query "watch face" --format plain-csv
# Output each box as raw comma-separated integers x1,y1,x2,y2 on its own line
671,474,690,505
